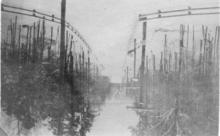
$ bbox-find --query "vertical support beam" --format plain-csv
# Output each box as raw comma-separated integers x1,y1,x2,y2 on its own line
36,20,40,62
58,0,66,135
134,39,137,78
186,24,189,72
174,52,178,72
88,52,90,98
199,40,203,75
82,50,85,82
126,66,129,85
202,26,208,75
179,25,184,73
13,16,17,57
169,53,172,72
32,23,36,63
153,54,156,71
146,55,149,72
25,26,29,64
192,25,195,68
79,53,82,91
18,25,21,62
28,27,32,63
60,0,66,83
164,34,167,73
41,18,45,62
139,21,147,105
160,52,163,72
48,26,53,61
64,31,69,77
217,27,220,74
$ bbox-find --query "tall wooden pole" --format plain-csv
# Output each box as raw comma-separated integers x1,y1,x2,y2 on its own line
192,25,195,68
186,25,189,72
18,25,21,62
58,0,66,135
60,0,66,83
153,54,156,71
217,27,219,74
41,19,45,61
28,27,32,63
88,52,90,100
134,39,137,78
179,25,184,73
139,21,147,105
164,34,167,73
32,23,36,63
174,52,177,72
126,66,129,85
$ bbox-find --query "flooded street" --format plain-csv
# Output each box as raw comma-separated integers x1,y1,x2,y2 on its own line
88,88,138,136
1,0,219,136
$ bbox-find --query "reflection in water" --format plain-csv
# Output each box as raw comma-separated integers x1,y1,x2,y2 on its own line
88,87,138,136
1,59,111,136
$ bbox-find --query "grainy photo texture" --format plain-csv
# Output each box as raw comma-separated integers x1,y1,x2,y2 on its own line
0,0,219,136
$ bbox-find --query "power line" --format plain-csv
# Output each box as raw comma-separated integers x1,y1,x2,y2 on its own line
140,12,220,21
1,3,91,51
139,6,220,21
139,6,220,17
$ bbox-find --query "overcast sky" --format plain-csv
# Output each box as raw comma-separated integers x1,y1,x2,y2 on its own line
2,0,220,82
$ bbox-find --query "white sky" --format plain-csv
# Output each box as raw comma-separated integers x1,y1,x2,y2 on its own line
2,0,220,82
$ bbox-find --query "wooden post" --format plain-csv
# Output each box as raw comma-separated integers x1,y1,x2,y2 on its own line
192,25,195,68
58,0,66,135
28,27,32,63
41,18,45,62
146,56,148,72
48,26,53,61
160,52,163,72
36,20,40,62
18,25,21,62
169,53,172,72
199,40,203,75
153,54,156,71
79,53,82,91
139,21,147,105
60,0,66,83
25,26,29,63
164,34,167,73
134,39,137,78
82,50,85,82
64,31,69,77
202,26,208,75
174,52,178,72
32,22,36,63
186,25,189,72
10,19,13,57
14,16,17,57
126,66,129,85
179,25,184,73
88,52,91,99
217,27,220,74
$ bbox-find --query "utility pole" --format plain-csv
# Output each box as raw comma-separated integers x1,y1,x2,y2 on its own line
139,21,147,105
192,25,195,68
88,52,90,100
58,0,66,136
164,34,167,73
134,39,137,78
60,0,66,83
126,66,129,85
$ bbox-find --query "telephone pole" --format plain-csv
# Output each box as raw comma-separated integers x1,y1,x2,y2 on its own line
139,21,147,105
60,0,66,83
133,39,137,78
58,0,66,135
